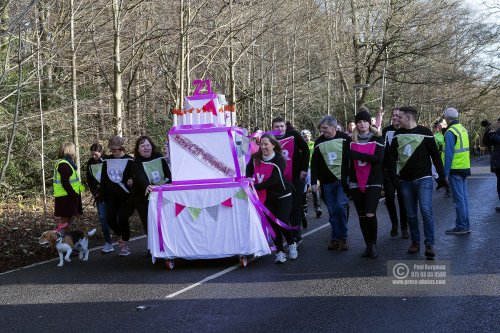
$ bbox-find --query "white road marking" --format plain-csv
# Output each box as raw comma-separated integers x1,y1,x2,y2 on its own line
165,222,331,299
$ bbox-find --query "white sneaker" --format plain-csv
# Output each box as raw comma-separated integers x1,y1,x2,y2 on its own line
288,242,298,260
275,251,286,264
101,243,114,253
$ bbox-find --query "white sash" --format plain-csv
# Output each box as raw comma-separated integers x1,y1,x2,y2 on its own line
106,158,132,193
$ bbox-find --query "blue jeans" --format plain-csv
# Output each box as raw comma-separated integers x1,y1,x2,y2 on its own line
399,177,435,246
96,201,111,243
323,181,349,240
448,174,470,230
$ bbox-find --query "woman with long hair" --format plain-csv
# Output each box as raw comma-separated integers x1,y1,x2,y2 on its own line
130,135,171,236
246,134,297,264
349,109,385,258
53,142,84,231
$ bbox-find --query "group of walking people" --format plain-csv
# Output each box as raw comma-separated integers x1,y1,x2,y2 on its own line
52,105,498,264
53,135,171,257
247,105,488,264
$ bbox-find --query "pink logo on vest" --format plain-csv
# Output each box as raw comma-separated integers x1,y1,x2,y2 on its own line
351,142,376,193
253,161,275,203
278,136,294,182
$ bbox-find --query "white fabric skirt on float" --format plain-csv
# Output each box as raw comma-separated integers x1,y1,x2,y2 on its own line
148,183,271,261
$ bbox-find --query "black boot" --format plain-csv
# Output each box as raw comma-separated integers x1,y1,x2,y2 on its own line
368,215,378,258
359,217,370,257
362,243,373,257
390,223,398,237
369,243,378,258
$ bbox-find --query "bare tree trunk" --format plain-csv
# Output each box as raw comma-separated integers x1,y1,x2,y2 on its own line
270,33,276,125
185,0,191,96
0,27,22,188
283,35,291,120
229,0,236,107
0,1,9,54
112,0,123,136
246,45,252,128
36,13,47,213
179,0,185,108
291,31,296,124
38,0,52,107
260,45,264,130
70,0,81,177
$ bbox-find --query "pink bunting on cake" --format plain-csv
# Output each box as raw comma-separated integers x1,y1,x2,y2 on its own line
221,198,233,207
202,99,217,116
175,203,186,216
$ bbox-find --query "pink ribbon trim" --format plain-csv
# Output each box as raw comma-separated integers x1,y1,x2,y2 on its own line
156,191,165,252
172,178,233,185
227,129,242,178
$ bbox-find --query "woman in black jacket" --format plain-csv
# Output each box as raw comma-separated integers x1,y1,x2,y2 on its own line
349,110,385,258
246,134,297,264
483,120,500,212
85,143,113,253
130,135,172,234
101,136,134,257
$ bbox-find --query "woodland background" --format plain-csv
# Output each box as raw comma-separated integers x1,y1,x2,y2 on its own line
0,0,499,207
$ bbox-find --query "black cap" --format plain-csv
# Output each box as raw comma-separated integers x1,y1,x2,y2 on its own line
355,110,371,123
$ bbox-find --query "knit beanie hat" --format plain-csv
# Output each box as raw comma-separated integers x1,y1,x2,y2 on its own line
355,110,371,123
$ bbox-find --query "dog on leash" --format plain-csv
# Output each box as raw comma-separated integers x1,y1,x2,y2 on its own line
39,228,97,267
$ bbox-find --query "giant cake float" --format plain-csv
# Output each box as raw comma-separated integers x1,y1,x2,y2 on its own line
147,80,272,269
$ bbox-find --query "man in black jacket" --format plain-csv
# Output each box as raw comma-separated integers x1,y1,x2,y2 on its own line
482,117,500,212
391,106,447,259
382,108,408,239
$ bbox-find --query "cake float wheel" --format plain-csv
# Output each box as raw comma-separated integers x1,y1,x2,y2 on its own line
166,259,174,270
239,256,248,267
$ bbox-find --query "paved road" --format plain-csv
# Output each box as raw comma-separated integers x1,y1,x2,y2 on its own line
1,158,499,332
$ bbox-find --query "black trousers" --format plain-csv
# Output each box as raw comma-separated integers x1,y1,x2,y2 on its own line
383,174,408,230
351,187,381,246
106,195,132,241
291,178,306,239
266,194,294,252
303,189,320,212
496,170,500,201
135,200,149,234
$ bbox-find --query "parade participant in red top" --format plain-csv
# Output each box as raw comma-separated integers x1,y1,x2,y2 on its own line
271,117,310,244
349,109,385,258
246,134,297,264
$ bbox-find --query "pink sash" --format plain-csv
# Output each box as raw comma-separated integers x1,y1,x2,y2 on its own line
278,136,294,182
253,161,274,203
351,142,376,193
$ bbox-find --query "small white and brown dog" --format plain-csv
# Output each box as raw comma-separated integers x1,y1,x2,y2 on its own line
39,228,97,267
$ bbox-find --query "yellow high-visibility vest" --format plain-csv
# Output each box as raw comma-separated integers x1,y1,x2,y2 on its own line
443,123,470,169
53,159,85,197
